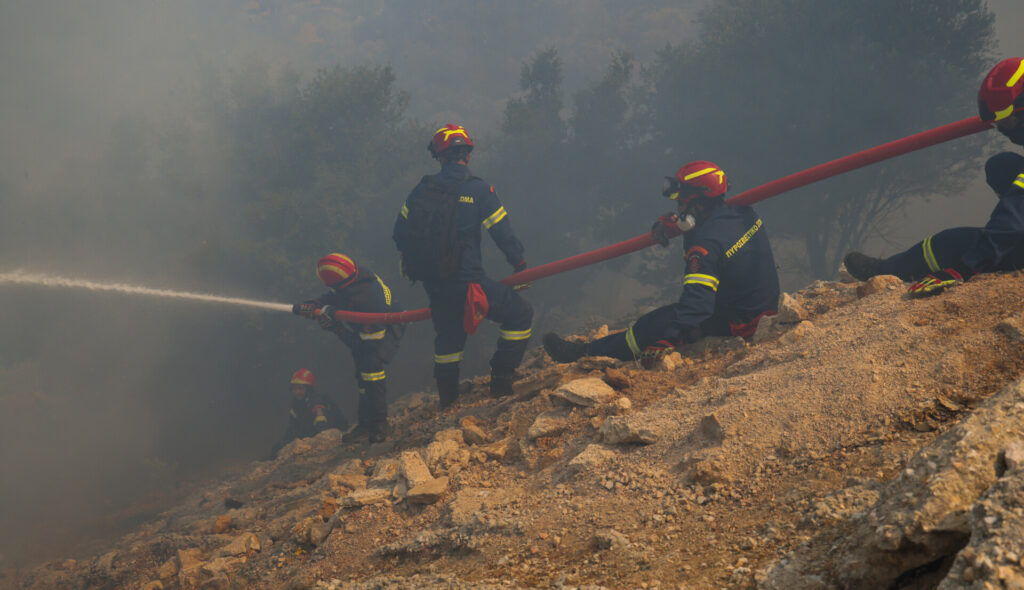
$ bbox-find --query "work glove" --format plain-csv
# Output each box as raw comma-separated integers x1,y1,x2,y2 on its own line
313,414,328,432
316,305,338,330
292,299,321,319
651,214,677,248
639,339,678,369
907,268,966,298
512,260,532,291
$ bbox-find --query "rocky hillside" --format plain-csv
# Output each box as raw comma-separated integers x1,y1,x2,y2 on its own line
7,271,1024,589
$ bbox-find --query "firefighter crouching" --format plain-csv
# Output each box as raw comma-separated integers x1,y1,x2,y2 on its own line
544,160,780,368
393,124,533,409
293,253,403,443
270,368,348,457
844,58,1024,296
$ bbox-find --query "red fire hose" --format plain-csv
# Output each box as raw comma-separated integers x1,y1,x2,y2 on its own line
318,116,992,325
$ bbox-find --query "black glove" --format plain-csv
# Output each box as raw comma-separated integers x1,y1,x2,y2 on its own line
907,268,967,297
316,305,338,330
293,299,321,319
651,214,677,248
513,261,532,291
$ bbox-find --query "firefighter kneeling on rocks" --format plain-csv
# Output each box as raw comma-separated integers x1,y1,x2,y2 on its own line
844,58,1024,296
270,368,348,457
544,161,780,368
293,253,403,443
393,124,533,409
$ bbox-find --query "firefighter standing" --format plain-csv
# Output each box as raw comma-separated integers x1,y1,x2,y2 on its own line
293,253,403,443
393,124,533,409
544,161,780,367
270,368,348,456
844,58,1024,295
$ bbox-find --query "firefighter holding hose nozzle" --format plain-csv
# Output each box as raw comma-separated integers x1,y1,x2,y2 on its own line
544,160,780,368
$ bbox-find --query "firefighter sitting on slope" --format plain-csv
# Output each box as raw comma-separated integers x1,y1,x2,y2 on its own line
393,124,533,409
270,368,348,457
543,160,780,368
844,57,1024,296
293,253,403,443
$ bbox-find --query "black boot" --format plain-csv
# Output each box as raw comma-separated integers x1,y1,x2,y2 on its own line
437,376,460,410
542,332,588,363
343,423,370,444
489,372,516,398
368,421,389,444
843,251,884,281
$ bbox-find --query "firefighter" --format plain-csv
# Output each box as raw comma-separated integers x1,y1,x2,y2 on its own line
293,253,403,443
844,58,1024,296
543,161,780,367
270,368,348,456
393,124,533,409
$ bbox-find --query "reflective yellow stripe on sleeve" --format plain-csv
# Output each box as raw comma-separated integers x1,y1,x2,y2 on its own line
922,236,941,273
1014,173,1024,190
481,206,507,229
682,273,720,292
433,351,464,364
359,330,386,341
499,328,531,341
400,204,409,219
625,326,641,356
360,370,386,382
375,275,392,306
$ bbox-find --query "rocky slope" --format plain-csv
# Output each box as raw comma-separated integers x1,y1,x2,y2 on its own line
7,272,1024,589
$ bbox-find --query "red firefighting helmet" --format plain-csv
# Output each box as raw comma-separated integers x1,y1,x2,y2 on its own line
290,368,316,386
978,58,1024,122
427,124,474,158
316,253,358,289
663,160,728,203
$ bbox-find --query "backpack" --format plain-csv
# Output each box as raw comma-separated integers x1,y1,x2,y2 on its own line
397,174,475,281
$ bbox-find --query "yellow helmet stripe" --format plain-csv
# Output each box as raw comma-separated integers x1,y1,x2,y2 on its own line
1014,173,1024,190
995,105,1016,121
683,167,719,181
1007,60,1024,88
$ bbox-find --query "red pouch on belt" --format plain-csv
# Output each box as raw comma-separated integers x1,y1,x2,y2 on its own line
463,282,489,334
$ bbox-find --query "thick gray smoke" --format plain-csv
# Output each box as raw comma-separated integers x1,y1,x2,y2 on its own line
0,0,1021,570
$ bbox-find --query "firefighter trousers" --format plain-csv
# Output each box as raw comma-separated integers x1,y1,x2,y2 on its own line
425,278,533,383
348,328,401,427
879,227,983,281
587,303,734,361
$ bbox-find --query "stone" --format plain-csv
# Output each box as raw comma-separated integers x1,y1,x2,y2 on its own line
217,532,261,557
779,320,818,346
177,548,204,583
776,292,807,324
328,473,368,492
577,355,618,370
201,557,240,578
407,477,450,504
603,367,631,390
94,551,118,575
658,352,684,371
157,558,178,580
568,444,618,475
448,487,516,527
1004,442,1024,472
480,438,511,461
211,515,232,534
342,487,391,508
528,411,570,439
398,450,435,489
751,313,778,344
460,416,489,445
425,439,467,468
593,528,631,552
434,428,465,445
553,377,618,407
589,325,611,339
700,413,726,442
996,314,1024,344
141,582,163,590
856,274,903,298
612,396,632,414
368,458,400,487
600,415,658,445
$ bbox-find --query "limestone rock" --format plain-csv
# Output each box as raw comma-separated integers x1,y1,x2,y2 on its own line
157,558,178,580
589,324,610,339
201,556,240,578
700,413,726,442
528,411,570,439
612,396,632,414
779,320,818,346
593,528,630,552
448,487,516,527
211,515,232,534
141,582,164,590
856,274,903,298
434,428,465,445
217,532,260,557
577,355,618,370
567,444,617,475
776,292,807,323
94,551,118,576
460,416,489,445
334,458,366,475
368,458,400,487
751,313,778,344
600,415,657,445
479,438,511,461
603,367,630,390
553,377,618,407
398,450,435,489
658,351,684,371
425,439,470,468
328,473,368,492
407,476,449,504
1004,441,1024,472
177,548,204,584
342,487,391,508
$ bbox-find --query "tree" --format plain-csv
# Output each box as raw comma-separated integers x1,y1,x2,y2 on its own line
647,0,995,278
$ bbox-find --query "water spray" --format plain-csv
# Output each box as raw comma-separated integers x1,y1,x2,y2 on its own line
0,270,292,312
